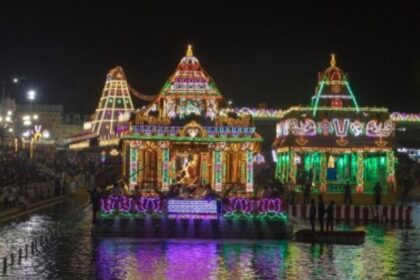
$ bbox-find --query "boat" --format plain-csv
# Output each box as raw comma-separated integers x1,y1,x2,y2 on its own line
294,229,365,245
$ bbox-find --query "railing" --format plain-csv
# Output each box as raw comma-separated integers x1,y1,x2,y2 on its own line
1,202,91,276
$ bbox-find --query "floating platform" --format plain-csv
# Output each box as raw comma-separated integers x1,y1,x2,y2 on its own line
294,229,365,245
288,204,412,223
94,216,291,240
96,196,291,239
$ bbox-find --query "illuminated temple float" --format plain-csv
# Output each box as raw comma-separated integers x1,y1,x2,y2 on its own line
273,55,396,204
96,46,288,239
122,45,261,192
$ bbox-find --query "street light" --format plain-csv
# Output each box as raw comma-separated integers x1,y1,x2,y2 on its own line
27,90,36,101
2,77,20,100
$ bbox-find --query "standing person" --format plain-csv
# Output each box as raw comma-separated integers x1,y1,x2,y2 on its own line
309,199,317,231
374,182,382,205
90,186,102,223
326,201,335,231
303,181,311,204
318,195,325,232
343,181,352,205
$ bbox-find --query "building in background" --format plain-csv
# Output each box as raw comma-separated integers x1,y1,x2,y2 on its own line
0,97,17,146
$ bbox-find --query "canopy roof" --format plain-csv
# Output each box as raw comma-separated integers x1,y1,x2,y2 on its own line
311,54,360,116
159,45,222,100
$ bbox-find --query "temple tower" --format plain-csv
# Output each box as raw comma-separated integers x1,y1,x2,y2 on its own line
91,66,135,136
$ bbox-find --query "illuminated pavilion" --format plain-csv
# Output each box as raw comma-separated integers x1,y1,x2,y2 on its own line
273,55,396,195
121,46,262,194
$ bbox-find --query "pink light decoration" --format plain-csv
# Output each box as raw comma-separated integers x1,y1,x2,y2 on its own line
117,196,132,212
101,195,117,213
100,195,163,214
224,198,284,215
256,198,283,214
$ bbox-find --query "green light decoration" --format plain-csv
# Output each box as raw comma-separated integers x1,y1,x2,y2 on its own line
386,150,396,189
161,147,170,190
311,80,326,116
356,151,364,192
214,150,222,191
311,55,360,116
319,153,327,192
289,150,297,185
223,212,288,221
246,149,254,192
275,153,281,180
344,81,360,112
129,147,138,185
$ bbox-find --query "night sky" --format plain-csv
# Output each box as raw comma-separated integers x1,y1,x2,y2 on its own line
1,1,419,114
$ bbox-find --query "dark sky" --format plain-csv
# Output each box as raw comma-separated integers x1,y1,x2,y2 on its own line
1,1,419,114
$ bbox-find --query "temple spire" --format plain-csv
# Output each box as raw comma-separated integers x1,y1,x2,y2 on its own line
330,53,336,67
186,44,193,57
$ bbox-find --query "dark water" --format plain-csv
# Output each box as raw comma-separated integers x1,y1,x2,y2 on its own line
1,199,419,280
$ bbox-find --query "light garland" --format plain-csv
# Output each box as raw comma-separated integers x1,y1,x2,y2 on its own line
130,124,257,138
69,141,90,150
277,118,395,138
390,112,420,122
99,138,120,147
218,106,392,121
123,134,262,143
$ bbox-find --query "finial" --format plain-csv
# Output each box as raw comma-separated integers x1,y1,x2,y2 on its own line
330,53,336,67
186,44,193,57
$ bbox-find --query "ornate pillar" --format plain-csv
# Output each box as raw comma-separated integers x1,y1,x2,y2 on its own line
289,149,297,185
200,152,209,185
122,141,126,177
386,150,396,191
319,153,327,192
213,149,222,192
129,144,138,187
356,151,364,193
245,148,254,192
160,141,170,191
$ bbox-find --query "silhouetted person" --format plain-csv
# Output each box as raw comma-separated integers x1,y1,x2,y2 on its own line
326,201,335,231
318,195,325,232
343,181,352,205
90,186,102,223
374,182,382,205
303,181,311,204
309,199,317,231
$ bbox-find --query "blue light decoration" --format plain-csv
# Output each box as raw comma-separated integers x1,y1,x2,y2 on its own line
253,153,265,164
101,150,106,163
167,199,218,215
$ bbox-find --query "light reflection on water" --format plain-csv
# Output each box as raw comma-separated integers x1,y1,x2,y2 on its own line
1,203,420,279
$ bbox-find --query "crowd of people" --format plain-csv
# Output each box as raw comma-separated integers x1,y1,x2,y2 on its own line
0,147,101,211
